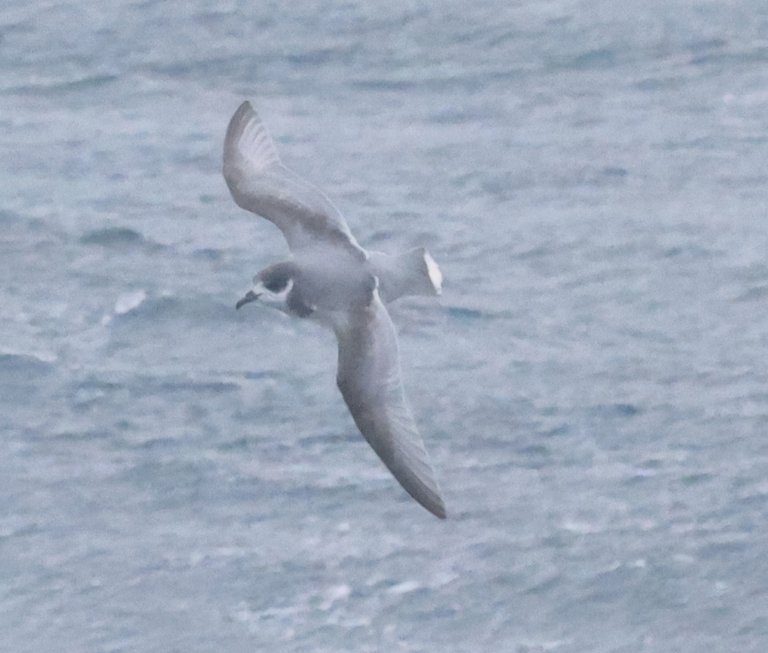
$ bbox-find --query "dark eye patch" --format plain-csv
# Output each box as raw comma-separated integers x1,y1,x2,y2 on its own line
264,276,288,293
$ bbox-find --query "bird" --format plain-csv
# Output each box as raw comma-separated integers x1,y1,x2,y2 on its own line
224,101,446,519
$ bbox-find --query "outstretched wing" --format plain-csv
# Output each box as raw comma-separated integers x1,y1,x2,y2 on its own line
335,293,446,518
223,101,366,260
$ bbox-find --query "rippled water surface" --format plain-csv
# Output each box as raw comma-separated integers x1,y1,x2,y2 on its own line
3,1,768,651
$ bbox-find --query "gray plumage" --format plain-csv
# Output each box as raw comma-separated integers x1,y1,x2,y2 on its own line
223,101,367,261
225,101,446,519
335,294,446,518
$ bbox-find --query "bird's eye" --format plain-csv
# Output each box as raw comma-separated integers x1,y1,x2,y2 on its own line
264,277,288,293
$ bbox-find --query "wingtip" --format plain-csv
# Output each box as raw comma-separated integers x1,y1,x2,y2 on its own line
234,100,255,120
400,487,446,519
412,485,447,519
225,100,255,144
427,488,447,519
223,99,281,179
431,502,448,520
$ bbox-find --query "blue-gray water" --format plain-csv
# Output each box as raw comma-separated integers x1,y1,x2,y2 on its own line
2,1,768,651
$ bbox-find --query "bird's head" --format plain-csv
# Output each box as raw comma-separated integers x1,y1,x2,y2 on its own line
236,262,296,313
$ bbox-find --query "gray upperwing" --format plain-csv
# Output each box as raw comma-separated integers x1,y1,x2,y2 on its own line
223,101,367,260
334,292,446,519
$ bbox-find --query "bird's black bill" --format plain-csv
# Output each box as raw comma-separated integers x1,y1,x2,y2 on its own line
236,290,260,310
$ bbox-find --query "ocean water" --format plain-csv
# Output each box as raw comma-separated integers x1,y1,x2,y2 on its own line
2,1,768,651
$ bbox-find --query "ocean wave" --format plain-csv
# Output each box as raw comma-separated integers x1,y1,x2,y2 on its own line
113,289,147,315
80,227,161,249
106,293,234,325
0,351,56,377
2,73,118,96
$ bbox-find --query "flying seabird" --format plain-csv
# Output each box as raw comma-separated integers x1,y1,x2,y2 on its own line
224,101,446,519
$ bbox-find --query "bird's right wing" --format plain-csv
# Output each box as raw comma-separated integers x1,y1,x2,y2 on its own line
334,292,446,518
223,101,366,260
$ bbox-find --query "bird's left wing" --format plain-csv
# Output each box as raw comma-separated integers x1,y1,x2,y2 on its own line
223,101,366,260
334,292,446,518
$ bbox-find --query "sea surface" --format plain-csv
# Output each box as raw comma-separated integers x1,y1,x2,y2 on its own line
2,1,768,651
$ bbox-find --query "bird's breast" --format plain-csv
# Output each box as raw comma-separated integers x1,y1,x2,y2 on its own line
293,253,374,312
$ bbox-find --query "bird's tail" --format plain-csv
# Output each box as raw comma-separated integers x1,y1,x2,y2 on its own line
368,248,443,303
